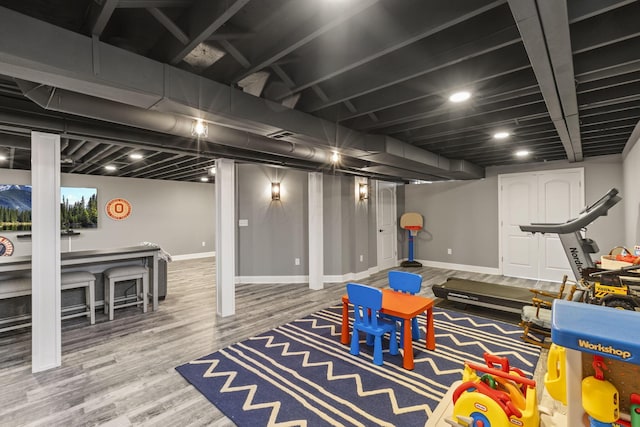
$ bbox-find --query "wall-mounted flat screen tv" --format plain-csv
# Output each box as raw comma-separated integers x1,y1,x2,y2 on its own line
0,185,98,231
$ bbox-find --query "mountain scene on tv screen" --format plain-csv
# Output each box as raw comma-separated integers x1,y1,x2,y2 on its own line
0,185,98,231
61,190,98,230
0,185,32,231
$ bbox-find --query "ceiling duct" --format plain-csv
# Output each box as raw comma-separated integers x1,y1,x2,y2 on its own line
16,80,486,181
1,6,485,181
16,80,374,170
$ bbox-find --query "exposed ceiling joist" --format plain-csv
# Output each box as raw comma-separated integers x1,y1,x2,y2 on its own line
151,0,249,64
147,7,189,45
231,0,380,84
508,0,581,162
86,0,118,36
0,0,637,180
279,0,507,101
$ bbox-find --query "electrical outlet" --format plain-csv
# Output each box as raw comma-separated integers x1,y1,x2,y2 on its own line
447,248,452,255
202,241,206,247
295,258,300,265
360,254,363,262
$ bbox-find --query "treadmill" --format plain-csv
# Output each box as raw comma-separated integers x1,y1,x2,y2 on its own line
432,188,622,314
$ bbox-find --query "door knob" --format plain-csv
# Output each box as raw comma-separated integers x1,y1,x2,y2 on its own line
379,229,383,232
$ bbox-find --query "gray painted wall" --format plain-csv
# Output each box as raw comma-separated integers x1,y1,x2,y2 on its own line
403,155,625,269
0,169,215,257
340,180,355,274
352,178,370,274
323,175,343,276
404,176,497,267
236,164,308,276
323,174,373,276
367,181,378,269
623,138,640,247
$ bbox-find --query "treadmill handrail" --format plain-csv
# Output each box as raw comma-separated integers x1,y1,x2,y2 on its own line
519,188,621,234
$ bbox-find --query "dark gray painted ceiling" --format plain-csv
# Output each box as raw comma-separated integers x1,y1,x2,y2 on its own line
0,0,638,183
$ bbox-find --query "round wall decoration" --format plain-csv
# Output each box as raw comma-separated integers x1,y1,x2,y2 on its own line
0,236,15,256
105,198,132,220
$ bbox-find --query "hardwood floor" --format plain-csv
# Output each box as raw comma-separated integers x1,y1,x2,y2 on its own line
0,258,554,426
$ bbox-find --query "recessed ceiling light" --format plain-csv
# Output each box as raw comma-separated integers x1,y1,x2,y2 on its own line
515,150,530,157
129,153,143,160
449,91,471,103
200,177,209,182
105,165,117,171
494,131,510,139
0,155,6,161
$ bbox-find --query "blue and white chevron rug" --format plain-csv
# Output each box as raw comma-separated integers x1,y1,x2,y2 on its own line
176,305,540,426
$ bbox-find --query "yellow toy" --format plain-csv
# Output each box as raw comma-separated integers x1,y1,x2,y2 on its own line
544,343,567,405
449,353,540,427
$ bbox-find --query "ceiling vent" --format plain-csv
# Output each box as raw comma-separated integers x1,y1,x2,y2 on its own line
268,130,294,139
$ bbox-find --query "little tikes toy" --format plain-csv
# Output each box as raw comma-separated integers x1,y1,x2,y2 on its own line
448,353,539,427
582,355,619,426
544,343,567,405
631,393,640,427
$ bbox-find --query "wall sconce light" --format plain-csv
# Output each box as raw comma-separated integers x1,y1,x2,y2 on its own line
191,119,208,137
359,183,368,201
271,182,281,201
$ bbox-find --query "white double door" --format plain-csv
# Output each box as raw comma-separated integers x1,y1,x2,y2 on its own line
500,168,584,282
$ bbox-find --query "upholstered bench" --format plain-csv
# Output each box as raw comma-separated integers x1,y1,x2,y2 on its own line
61,271,96,325
103,265,149,321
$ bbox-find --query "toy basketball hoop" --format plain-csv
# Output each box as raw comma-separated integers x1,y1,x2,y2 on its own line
406,225,421,237
400,212,423,268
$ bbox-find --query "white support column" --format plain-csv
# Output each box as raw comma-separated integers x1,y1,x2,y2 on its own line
308,172,324,290
31,131,61,372
215,158,235,317
565,347,584,423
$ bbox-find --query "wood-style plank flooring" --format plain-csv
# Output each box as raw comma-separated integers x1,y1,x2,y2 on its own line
0,258,555,426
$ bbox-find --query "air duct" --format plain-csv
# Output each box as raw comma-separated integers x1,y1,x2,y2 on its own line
16,80,336,166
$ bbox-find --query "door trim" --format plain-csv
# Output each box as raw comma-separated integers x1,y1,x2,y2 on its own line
376,180,398,270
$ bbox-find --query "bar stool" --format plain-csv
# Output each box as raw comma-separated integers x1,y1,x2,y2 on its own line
103,265,149,321
61,271,96,325
0,276,32,333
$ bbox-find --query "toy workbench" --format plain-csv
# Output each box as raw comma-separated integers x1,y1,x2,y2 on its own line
551,299,640,425
552,299,640,363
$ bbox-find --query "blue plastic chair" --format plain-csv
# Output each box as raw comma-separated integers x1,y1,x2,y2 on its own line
382,270,423,343
347,283,399,366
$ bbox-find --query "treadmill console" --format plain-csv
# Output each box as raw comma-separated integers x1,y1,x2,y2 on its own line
519,188,622,282
519,188,621,235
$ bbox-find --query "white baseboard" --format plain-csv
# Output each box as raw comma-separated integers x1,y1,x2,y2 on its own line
415,259,500,275
237,267,378,286
235,275,309,285
171,251,215,261
318,267,376,284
